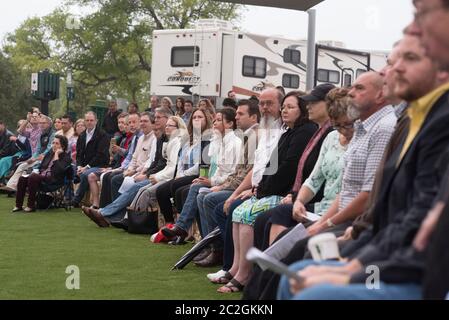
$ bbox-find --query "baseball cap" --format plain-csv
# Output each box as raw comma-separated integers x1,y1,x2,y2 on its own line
300,83,336,103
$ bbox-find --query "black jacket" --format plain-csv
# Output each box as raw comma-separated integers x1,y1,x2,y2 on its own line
257,122,317,199
422,193,449,299
0,130,18,158
102,110,121,135
39,150,72,185
76,126,110,168
347,91,449,284
146,134,168,176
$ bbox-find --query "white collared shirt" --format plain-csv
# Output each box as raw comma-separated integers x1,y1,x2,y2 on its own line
209,130,243,186
85,127,96,146
251,118,283,187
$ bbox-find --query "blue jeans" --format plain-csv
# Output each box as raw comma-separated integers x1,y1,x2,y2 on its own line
277,260,422,300
74,167,101,203
217,198,245,271
100,179,150,217
111,173,125,201
199,190,234,237
175,183,206,236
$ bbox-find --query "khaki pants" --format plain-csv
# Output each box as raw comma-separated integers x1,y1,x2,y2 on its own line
129,181,164,211
7,161,37,190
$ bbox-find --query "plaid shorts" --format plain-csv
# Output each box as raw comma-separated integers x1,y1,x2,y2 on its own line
232,195,282,226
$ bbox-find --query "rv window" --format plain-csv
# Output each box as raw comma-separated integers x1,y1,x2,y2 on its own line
171,46,200,67
344,74,352,87
356,69,367,78
317,69,340,84
242,56,267,78
282,74,300,89
283,49,301,65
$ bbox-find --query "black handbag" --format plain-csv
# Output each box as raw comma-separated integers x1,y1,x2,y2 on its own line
128,209,159,235
127,191,159,235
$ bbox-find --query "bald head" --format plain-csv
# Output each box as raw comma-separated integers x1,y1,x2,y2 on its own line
348,71,386,120
361,71,385,90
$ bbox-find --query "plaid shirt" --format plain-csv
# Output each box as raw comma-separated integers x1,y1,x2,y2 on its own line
339,105,397,210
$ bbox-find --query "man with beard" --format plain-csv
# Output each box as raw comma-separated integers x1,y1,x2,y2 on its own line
246,74,398,300
278,33,449,300
205,88,283,287
407,0,449,299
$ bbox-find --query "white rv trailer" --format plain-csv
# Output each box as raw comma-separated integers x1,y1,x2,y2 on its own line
150,20,386,103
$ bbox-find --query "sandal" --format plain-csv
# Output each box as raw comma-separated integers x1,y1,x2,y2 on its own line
217,278,245,293
210,271,233,284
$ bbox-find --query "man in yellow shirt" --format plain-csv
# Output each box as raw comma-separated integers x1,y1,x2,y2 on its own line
278,32,449,300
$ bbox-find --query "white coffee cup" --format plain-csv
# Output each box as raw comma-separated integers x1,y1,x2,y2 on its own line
307,233,340,261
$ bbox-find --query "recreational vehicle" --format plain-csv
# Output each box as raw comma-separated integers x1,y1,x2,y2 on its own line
150,19,387,103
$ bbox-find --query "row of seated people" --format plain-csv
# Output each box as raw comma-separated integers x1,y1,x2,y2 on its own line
0,94,216,209
72,73,400,296
249,30,449,300
88,30,449,299
0,110,86,196
5,25,449,298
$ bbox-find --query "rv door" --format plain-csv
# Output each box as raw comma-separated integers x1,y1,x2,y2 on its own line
342,68,354,87
220,34,235,99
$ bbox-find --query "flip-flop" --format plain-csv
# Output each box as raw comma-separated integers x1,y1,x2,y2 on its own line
210,271,233,284
217,278,245,293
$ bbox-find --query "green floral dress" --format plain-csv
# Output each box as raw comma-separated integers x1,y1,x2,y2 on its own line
302,131,348,215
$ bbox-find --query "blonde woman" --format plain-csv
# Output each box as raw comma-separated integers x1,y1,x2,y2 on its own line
128,116,187,214
69,119,86,165
161,97,174,111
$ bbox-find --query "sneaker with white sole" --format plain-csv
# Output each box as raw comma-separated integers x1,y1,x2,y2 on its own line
207,269,227,281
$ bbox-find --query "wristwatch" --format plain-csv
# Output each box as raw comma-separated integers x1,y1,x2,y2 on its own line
326,218,336,228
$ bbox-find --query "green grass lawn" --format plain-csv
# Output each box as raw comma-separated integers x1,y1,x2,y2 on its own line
0,196,241,300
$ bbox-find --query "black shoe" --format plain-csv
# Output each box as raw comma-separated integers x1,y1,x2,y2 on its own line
193,247,212,262
168,236,187,245
71,201,80,208
110,219,129,231
194,250,224,268
161,224,188,239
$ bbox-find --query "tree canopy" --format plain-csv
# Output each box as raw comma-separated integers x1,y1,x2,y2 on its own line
2,0,241,119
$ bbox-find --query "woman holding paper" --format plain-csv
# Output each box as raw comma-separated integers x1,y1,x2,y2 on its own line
217,91,318,293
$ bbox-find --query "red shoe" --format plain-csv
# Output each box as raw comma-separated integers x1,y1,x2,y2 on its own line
161,224,188,239
150,224,174,243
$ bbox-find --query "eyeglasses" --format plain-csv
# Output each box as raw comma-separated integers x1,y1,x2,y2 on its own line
333,123,354,130
166,124,178,128
259,100,274,108
414,4,445,24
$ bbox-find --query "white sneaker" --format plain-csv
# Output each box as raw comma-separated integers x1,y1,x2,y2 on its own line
207,269,226,281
